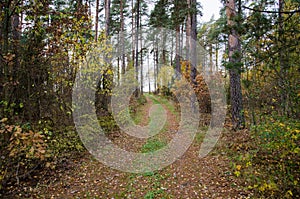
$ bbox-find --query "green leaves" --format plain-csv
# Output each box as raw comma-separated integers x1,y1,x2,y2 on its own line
232,114,300,198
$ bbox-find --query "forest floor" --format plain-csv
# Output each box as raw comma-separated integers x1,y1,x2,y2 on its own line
4,95,254,199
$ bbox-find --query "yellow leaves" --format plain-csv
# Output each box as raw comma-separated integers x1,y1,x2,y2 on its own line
236,165,242,171
246,161,252,167
107,69,113,75
157,66,174,87
0,118,8,123
293,147,300,154
234,164,243,177
234,171,241,177
286,190,293,197
291,135,297,139
294,180,298,186
258,181,278,192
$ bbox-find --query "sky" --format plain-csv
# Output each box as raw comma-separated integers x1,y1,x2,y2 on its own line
199,0,223,23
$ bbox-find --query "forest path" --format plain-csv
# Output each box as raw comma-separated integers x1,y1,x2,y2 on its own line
23,95,250,198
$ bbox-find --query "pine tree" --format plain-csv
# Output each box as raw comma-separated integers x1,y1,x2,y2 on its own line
226,0,245,129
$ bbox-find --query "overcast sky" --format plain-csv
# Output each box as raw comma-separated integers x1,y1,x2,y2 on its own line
200,0,223,22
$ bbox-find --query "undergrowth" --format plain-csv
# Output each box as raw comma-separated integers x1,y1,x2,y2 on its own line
230,115,300,198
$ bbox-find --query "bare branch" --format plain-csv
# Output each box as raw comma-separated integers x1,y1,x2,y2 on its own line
243,5,300,14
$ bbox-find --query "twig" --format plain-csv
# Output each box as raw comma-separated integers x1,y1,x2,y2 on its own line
16,162,19,185
243,5,300,14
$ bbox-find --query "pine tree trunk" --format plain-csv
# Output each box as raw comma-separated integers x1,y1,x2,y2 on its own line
278,0,288,115
12,9,20,79
95,0,99,41
148,53,151,92
131,0,135,71
105,0,111,37
103,0,111,110
186,0,191,61
190,0,197,84
134,0,140,98
120,0,126,75
2,1,10,110
226,0,245,130
209,43,213,73
140,19,143,95
175,25,181,75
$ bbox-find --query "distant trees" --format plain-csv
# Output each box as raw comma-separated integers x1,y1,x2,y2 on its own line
1,0,297,144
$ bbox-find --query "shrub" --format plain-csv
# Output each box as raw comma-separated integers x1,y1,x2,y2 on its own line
0,118,49,190
232,115,300,198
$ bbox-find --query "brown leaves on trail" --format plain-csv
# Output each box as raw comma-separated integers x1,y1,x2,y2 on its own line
2,96,251,198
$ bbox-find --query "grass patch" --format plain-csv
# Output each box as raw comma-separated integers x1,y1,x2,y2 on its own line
147,94,177,116
132,107,144,125
141,138,167,153
146,94,160,104
131,95,149,125
194,132,205,144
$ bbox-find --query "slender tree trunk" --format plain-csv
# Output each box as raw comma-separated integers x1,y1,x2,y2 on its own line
117,51,121,86
175,25,181,75
103,0,112,110
190,0,197,81
170,35,173,66
95,0,99,41
153,46,157,92
148,52,151,92
226,0,245,129
0,19,2,95
180,24,184,58
131,0,134,71
190,0,197,114
120,0,126,75
134,0,140,97
278,0,287,115
162,29,167,65
209,43,213,73
155,45,159,90
186,0,191,62
140,19,143,95
12,9,20,78
2,1,11,108
215,43,219,71
105,0,111,37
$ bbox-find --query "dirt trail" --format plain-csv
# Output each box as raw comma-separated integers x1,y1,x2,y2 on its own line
7,95,251,198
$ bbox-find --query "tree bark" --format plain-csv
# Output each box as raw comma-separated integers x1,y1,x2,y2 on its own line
186,0,191,61
120,0,126,75
95,0,99,41
105,0,111,37
134,0,140,97
175,25,181,75
140,19,143,95
148,52,151,92
278,0,288,115
131,0,135,71
12,6,20,79
190,0,197,84
103,0,112,110
226,0,245,129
